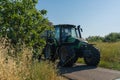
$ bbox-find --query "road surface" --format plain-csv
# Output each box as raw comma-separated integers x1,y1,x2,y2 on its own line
59,64,120,80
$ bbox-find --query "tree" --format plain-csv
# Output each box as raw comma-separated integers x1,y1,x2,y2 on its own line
0,0,52,55
86,33,120,42
104,33,120,42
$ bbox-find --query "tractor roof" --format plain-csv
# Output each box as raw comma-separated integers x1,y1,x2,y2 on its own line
54,24,76,28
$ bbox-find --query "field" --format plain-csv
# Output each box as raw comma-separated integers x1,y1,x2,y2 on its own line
0,40,65,80
78,42,120,70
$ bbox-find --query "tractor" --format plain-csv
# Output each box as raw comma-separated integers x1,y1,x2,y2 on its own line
42,24,100,67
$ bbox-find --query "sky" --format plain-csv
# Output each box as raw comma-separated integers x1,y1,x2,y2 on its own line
36,0,120,38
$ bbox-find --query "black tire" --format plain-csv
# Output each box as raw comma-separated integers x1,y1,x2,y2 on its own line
83,45,100,66
59,45,78,67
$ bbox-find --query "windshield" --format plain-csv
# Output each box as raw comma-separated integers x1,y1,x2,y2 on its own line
62,27,77,38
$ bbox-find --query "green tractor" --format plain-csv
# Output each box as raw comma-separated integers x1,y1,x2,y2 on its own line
42,24,100,67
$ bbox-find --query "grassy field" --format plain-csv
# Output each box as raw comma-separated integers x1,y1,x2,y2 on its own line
78,42,120,70
0,40,65,80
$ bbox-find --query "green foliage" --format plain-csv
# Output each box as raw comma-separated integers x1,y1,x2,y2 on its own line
40,9,48,15
104,32,120,42
86,36,104,42
0,0,52,55
87,32,120,42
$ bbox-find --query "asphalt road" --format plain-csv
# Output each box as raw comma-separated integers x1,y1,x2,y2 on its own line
59,64,120,80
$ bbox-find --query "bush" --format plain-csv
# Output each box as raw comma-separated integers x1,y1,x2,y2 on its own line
86,36,104,42
0,0,52,56
87,32,120,42
104,33,120,42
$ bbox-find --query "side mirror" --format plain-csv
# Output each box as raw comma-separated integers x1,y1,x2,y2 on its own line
81,28,83,32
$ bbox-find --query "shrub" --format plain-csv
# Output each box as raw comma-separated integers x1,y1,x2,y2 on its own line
0,0,52,57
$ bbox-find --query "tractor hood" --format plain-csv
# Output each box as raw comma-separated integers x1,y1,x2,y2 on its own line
77,38,88,43
66,36,88,46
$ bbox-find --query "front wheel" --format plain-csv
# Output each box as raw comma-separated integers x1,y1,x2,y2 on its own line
83,45,100,66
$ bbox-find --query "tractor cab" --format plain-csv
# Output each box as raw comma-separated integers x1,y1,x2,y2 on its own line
54,24,83,43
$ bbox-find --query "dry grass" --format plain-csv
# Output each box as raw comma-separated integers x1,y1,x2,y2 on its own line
0,38,32,80
0,38,65,80
30,61,65,80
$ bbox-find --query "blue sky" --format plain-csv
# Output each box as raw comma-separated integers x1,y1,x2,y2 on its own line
36,0,120,38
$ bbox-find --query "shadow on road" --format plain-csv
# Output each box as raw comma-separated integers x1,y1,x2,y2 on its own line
58,64,97,74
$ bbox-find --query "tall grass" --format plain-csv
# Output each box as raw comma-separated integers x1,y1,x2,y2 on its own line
78,42,120,70
95,42,120,70
0,38,65,80
30,61,65,80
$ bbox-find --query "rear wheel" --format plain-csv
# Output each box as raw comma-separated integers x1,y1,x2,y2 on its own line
59,45,78,67
83,45,100,66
